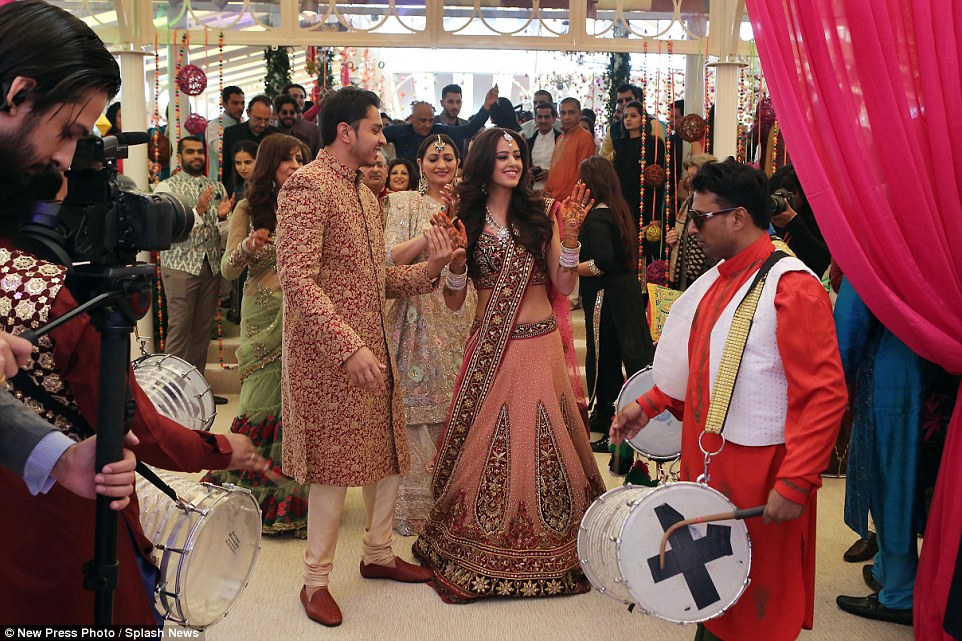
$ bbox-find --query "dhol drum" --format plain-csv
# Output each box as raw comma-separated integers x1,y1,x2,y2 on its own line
579,482,752,624
137,467,262,629
616,366,682,460
133,353,215,431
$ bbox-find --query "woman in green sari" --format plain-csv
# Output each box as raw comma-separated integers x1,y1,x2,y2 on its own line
203,133,310,535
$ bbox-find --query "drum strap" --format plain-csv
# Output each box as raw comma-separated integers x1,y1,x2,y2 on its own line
703,251,787,435
10,371,179,502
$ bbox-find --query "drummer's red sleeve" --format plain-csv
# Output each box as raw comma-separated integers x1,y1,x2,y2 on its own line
636,385,685,421
772,272,847,504
50,289,234,472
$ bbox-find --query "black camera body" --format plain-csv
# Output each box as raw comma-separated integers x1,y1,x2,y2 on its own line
21,133,192,267
59,134,193,265
769,188,796,217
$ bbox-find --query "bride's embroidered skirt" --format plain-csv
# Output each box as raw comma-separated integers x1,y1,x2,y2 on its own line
413,318,605,602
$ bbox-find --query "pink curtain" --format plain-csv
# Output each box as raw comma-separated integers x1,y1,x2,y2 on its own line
745,1,962,638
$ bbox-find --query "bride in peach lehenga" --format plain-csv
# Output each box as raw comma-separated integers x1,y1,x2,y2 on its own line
413,128,604,603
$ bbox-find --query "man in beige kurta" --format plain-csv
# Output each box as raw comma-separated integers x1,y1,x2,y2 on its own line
276,87,455,627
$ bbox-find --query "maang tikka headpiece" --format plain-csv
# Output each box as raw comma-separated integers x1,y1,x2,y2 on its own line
503,132,514,147
433,135,445,152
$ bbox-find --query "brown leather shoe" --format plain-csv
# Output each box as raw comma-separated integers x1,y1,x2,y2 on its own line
359,556,433,583
299,585,342,626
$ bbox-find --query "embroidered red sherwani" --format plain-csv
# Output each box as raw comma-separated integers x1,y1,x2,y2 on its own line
637,234,846,641
276,151,435,487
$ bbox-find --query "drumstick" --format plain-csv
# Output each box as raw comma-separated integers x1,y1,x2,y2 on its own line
658,505,766,570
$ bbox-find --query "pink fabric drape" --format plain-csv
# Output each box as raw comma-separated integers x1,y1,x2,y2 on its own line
745,1,962,638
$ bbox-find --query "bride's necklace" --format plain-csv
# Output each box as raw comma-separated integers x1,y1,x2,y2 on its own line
485,206,512,244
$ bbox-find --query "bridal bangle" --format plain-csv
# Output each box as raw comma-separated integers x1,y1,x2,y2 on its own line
559,241,581,269
446,269,468,291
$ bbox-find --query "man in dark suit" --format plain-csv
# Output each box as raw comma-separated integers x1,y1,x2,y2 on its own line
221,95,280,195
383,85,499,162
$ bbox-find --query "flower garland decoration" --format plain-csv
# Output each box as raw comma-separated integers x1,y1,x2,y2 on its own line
664,40,674,240
264,45,292,99
603,51,631,124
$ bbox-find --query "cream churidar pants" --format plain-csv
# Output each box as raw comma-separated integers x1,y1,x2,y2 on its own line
303,474,401,588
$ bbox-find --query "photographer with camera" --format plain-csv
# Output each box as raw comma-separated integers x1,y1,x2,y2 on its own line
769,164,831,277
0,0,267,625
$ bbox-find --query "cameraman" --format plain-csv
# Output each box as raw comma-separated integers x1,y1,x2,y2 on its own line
0,0,268,625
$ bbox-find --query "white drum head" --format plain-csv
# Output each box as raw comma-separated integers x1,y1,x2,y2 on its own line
178,487,262,628
617,482,751,624
137,469,262,630
616,367,682,460
133,353,215,431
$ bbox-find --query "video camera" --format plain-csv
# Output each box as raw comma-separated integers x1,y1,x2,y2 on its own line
20,132,193,267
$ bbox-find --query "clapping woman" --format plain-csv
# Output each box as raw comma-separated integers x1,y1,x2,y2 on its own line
383,134,477,535
203,133,311,536
413,128,605,602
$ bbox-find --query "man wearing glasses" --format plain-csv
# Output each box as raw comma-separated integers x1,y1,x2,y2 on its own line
612,158,847,641
221,95,280,196
275,93,321,159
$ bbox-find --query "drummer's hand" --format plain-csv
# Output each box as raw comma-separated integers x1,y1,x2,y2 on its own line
223,434,270,473
345,346,387,393
610,401,650,445
762,488,805,524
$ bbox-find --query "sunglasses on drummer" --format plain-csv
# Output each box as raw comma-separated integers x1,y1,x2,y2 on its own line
689,206,740,229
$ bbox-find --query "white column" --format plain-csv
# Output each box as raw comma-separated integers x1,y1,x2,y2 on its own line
116,47,149,190
709,61,743,161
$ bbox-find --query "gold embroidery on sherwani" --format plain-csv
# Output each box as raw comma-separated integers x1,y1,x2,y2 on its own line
475,404,510,534
536,402,573,533
0,249,81,438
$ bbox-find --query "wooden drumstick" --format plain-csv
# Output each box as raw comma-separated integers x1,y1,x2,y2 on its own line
658,505,766,569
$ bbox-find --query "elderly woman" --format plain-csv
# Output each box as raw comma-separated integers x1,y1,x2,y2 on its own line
666,153,717,290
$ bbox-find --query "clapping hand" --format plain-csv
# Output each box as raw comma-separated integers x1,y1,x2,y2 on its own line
431,185,467,271
217,193,236,221
560,182,595,243
197,187,215,214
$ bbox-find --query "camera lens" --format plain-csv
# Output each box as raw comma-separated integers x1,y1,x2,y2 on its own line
153,192,194,244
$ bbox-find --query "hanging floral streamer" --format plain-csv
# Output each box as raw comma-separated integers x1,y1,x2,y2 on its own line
664,40,674,251
174,31,186,157
151,31,165,352
770,120,780,176
637,40,649,284
152,31,161,187
735,64,745,163
213,28,226,370
218,32,224,183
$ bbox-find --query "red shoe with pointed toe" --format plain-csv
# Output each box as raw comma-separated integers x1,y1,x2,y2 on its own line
300,585,342,626
359,557,433,583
